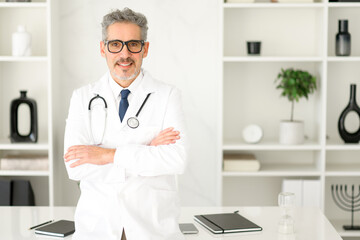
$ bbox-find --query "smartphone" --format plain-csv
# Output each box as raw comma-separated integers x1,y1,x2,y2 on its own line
179,223,199,234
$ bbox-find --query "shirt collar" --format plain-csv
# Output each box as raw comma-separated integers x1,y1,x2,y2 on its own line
108,69,144,99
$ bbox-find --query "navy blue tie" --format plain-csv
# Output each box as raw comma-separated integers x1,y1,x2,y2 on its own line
119,89,130,122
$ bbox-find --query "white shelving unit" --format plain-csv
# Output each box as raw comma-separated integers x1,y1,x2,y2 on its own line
0,0,53,206
220,0,360,238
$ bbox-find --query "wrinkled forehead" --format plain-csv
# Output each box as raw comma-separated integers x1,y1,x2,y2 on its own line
106,22,142,41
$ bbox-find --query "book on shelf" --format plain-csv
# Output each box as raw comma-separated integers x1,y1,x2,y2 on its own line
0,154,48,171
282,179,321,207
12,180,35,206
0,179,11,206
223,154,260,172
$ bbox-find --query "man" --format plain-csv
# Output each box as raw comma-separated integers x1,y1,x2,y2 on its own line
64,8,188,240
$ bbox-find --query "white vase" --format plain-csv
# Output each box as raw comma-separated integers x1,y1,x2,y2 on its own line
279,120,304,145
12,25,32,57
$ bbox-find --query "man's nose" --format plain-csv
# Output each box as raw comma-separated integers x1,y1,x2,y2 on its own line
118,45,132,58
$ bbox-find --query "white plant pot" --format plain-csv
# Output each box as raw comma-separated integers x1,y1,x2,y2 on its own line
279,120,304,145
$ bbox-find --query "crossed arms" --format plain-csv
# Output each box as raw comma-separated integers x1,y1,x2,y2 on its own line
63,87,187,182
64,127,180,168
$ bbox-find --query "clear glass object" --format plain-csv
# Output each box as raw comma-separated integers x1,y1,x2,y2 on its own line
278,192,295,234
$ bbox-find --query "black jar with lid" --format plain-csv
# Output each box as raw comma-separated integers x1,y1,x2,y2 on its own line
10,90,38,143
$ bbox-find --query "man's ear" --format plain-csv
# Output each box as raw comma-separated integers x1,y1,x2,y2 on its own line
100,41,106,57
142,42,149,58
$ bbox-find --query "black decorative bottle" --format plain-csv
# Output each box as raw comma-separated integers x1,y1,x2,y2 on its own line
10,90,38,143
338,84,360,143
336,19,351,56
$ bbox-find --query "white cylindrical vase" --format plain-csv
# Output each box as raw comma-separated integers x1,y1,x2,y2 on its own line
12,25,32,57
279,120,304,145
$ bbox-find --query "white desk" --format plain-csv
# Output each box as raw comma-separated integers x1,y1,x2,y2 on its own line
0,206,341,239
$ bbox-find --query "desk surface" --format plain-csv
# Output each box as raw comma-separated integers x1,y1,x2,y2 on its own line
0,206,341,240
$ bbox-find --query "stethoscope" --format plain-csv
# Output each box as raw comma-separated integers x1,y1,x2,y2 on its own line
88,93,151,145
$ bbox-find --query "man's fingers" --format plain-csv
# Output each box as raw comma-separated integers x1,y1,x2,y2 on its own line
153,135,180,146
153,134,180,144
67,145,86,152
159,127,174,134
64,152,75,162
161,135,180,142
161,140,177,145
157,130,180,140
70,159,83,168
64,150,87,162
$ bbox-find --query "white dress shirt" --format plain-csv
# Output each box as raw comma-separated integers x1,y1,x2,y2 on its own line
108,69,144,116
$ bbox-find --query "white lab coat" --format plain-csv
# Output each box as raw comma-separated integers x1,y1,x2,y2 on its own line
64,70,188,240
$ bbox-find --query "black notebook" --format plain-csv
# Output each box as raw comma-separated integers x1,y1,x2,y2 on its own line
34,220,75,237
194,212,262,234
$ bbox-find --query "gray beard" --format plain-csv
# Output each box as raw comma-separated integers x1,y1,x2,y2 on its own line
113,67,140,81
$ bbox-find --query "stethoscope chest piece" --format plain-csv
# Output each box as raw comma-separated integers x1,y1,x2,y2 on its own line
126,93,151,129
127,117,139,129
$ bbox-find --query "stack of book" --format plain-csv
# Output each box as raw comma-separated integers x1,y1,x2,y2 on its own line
0,154,48,171
223,154,260,172
282,179,321,207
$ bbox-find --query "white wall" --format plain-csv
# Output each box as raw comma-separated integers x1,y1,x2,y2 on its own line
53,0,220,206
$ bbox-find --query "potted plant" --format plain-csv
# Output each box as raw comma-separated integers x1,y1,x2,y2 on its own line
275,68,317,144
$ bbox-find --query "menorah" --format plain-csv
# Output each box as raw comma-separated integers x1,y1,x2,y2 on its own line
331,184,360,230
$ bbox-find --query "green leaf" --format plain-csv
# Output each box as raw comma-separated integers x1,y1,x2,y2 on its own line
275,68,317,116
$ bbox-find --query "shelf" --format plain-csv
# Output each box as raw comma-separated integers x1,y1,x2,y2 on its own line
326,165,360,176
223,2,325,8
0,140,49,150
0,2,47,8
223,164,321,176
327,56,360,62
0,56,48,62
223,56,323,62
328,2,360,8
329,219,360,237
326,141,360,150
223,140,321,151
0,170,49,176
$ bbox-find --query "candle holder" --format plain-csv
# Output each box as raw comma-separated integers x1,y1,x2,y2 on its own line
247,41,261,55
331,184,360,230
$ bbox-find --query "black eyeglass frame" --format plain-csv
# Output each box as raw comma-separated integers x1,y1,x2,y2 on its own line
104,39,145,53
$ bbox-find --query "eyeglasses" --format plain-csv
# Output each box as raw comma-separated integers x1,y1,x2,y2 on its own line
104,39,145,53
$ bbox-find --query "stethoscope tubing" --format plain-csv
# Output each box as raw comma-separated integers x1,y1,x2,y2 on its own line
88,92,152,143
88,94,107,110
88,94,108,145
135,93,151,117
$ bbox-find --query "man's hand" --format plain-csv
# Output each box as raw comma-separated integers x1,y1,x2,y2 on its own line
150,127,180,146
64,145,115,168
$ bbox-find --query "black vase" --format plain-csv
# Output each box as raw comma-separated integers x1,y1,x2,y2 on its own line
10,91,38,143
338,84,360,143
336,20,351,56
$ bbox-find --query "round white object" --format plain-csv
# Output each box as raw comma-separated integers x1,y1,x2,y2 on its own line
242,125,263,143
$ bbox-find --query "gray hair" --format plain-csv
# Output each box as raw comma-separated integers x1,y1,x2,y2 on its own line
101,8,148,41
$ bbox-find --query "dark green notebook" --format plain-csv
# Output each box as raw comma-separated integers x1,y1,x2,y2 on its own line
34,220,75,237
194,213,262,234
